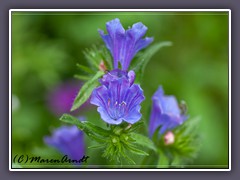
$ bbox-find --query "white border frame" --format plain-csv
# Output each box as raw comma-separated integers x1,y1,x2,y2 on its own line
9,9,231,171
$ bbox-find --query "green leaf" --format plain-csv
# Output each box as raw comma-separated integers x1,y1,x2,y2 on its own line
126,121,144,132
170,155,182,168
131,132,157,152
83,45,113,70
131,41,172,83
123,143,149,156
157,151,169,168
60,114,109,137
157,116,201,166
76,63,95,74
180,116,201,136
87,133,107,143
84,121,110,137
60,113,82,127
71,70,104,111
101,46,113,70
88,144,106,149
74,74,91,81
83,46,101,69
119,151,136,165
152,126,161,144
60,114,107,143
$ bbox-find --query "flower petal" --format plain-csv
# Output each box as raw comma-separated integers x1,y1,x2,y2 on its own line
135,37,154,52
127,70,135,86
98,29,113,55
44,125,84,160
97,106,122,125
149,100,162,136
90,85,108,108
123,104,142,124
126,22,148,42
126,84,145,111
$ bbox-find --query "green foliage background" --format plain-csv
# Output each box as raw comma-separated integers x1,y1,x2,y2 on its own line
12,11,229,168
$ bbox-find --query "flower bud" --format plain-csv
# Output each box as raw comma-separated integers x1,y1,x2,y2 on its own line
164,131,175,145
99,60,107,71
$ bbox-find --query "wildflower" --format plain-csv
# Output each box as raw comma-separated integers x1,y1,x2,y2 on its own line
46,80,89,116
99,18,153,70
149,86,187,136
90,77,145,125
91,19,149,125
44,123,84,161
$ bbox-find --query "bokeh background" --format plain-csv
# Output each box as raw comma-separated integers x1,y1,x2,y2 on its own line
11,11,229,168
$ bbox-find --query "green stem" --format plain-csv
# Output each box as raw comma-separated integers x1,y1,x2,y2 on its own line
157,151,169,168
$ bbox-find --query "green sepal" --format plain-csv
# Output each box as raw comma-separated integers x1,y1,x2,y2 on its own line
88,144,106,149
74,74,91,81
152,126,161,144
156,116,201,167
76,63,95,74
157,150,169,168
71,70,104,111
60,114,109,143
123,143,149,156
130,132,157,152
83,121,110,137
83,45,113,70
126,121,144,133
119,151,136,165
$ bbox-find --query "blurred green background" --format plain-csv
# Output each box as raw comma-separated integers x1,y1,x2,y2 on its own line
11,11,229,168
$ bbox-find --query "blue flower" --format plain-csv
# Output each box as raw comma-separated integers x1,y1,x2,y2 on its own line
99,18,153,70
44,124,84,161
90,75,145,125
149,86,188,136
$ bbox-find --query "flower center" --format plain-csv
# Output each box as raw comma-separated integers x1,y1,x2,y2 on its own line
108,100,127,120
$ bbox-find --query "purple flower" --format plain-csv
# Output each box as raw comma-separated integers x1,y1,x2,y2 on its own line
44,124,84,161
90,75,145,125
149,86,188,137
46,80,89,117
99,18,153,70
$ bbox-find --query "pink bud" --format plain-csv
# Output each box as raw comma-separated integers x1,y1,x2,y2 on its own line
99,60,107,71
164,131,175,145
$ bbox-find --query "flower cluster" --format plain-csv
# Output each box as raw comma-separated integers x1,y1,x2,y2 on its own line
90,18,153,125
57,18,197,166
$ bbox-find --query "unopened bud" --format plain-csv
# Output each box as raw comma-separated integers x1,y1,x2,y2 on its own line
99,60,107,71
164,131,175,145
112,137,118,144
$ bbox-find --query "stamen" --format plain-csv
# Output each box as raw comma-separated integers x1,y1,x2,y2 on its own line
121,101,126,106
